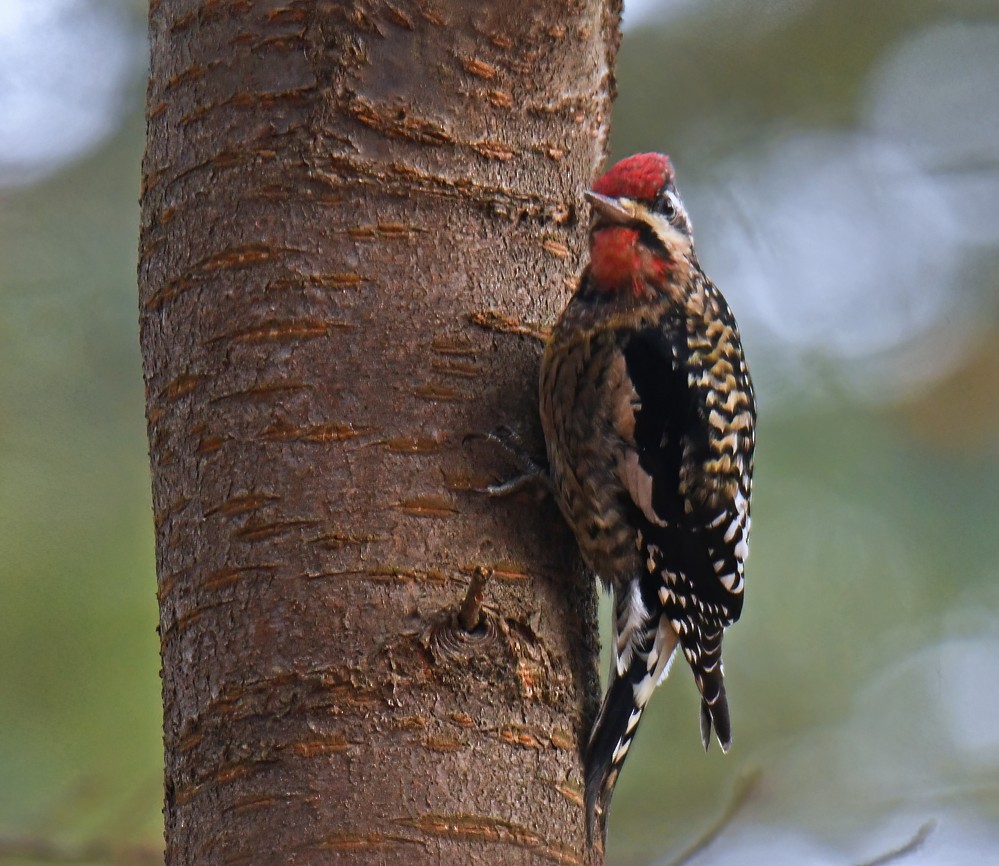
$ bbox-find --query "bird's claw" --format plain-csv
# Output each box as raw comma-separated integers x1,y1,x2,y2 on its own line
464,425,551,497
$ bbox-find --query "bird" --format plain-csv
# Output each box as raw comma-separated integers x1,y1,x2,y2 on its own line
538,153,756,843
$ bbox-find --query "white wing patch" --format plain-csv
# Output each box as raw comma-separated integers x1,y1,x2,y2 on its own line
632,616,679,707
614,581,649,677
618,450,667,527
652,616,679,686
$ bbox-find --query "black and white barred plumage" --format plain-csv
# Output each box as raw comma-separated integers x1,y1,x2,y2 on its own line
538,154,756,843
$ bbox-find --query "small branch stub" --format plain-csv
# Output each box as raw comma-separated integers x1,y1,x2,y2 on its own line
458,566,493,632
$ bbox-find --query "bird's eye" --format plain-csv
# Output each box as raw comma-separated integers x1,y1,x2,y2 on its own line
658,193,677,220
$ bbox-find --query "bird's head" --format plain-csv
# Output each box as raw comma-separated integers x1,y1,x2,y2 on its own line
584,153,695,300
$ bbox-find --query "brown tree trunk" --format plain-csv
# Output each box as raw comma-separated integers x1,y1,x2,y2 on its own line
139,1,620,863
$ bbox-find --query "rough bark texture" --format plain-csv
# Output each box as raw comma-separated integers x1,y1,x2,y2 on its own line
139,1,621,863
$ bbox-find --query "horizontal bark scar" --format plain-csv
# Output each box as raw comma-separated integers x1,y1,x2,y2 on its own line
468,309,549,342
398,814,583,866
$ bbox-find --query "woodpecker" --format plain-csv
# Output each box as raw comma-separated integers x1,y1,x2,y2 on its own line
539,153,756,842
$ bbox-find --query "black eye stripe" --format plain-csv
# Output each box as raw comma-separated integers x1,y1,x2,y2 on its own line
637,224,667,252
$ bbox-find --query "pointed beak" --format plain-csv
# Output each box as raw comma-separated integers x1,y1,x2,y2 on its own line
584,190,634,225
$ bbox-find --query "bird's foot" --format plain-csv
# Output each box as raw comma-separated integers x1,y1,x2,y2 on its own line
463,425,551,497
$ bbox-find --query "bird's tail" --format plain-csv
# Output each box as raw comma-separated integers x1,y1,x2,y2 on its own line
683,626,731,752
584,613,678,846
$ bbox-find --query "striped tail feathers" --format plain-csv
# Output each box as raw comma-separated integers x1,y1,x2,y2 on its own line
585,588,678,846
682,626,731,752
584,669,638,846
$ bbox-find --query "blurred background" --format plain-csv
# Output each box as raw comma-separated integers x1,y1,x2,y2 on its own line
0,0,996,863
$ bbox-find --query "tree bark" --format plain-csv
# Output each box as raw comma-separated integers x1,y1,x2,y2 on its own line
139,1,621,863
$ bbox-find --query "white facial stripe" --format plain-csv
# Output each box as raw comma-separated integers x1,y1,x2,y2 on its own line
663,190,684,218
639,209,693,260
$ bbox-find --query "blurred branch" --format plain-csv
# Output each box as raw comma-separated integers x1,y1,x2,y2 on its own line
0,836,161,865
856,819,937,866
665,768,763,866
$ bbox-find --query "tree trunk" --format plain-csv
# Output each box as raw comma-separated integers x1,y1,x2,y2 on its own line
139,1,620,863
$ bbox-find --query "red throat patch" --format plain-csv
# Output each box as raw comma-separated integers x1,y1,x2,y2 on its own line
591,153,674,202
590,227,640,293
590,227,671,297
